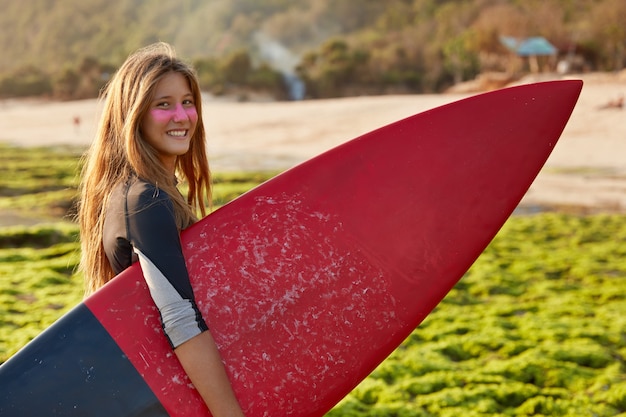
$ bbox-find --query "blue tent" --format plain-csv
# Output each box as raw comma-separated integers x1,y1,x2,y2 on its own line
500,36,557,56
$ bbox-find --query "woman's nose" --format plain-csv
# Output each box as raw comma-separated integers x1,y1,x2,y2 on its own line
172,103,188,122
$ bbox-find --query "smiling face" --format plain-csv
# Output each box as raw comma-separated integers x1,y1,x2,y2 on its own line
141,71,199,173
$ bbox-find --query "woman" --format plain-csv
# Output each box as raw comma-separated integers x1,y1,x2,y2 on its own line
78,42,245,417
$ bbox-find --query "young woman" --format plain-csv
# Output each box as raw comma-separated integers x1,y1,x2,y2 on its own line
78,42,245,417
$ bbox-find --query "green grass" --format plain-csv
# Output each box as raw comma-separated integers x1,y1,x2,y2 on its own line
0,144,83,221
1,144,625,415
0,143,276,218
0,223,83,360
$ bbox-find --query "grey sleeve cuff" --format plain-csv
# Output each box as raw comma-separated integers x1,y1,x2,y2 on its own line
158,300,205,348
134,248,207,348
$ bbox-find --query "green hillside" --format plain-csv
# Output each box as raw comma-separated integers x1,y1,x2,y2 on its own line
1,0,625,98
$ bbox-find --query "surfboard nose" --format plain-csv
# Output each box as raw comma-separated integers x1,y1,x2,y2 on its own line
309,79,583,316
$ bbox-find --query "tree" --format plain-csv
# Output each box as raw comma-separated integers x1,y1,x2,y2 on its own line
443,32,480,85
53,67,81,100
299,39,369,98
221,49,253,85
587,0,626,70
0,66,52,98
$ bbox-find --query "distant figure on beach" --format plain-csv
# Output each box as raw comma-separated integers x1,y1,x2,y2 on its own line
73,115,81,134
598,95,623,110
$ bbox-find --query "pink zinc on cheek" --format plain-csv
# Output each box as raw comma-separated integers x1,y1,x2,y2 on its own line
185,106,198,122
149,105,198,123
149,108,174,124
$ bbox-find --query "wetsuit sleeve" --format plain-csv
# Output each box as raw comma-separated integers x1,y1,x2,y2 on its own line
126,183,208,349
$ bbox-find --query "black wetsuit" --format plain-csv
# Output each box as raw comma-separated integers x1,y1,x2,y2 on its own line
102,176,208,348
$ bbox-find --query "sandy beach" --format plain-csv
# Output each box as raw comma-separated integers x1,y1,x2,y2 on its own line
1,72,625,213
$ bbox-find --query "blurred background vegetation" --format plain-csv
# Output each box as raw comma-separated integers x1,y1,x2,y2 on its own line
1,0,625,100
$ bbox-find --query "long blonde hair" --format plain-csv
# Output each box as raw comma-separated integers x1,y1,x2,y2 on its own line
79,42,211,295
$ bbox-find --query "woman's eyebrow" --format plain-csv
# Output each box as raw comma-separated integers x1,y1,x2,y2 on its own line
153,92,193,101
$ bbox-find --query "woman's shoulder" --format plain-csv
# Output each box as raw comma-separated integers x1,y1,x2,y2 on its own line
124,177,173,210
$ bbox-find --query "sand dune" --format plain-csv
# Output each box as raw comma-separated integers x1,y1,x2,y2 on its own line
1,73,625,212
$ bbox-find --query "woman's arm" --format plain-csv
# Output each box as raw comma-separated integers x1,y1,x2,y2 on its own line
136,244,245,416
175,331,245,417
127,182,245,416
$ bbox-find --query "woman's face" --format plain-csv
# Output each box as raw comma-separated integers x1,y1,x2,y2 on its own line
141,71,199,172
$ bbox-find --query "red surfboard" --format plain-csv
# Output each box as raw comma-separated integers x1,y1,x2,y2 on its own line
0,80,582,416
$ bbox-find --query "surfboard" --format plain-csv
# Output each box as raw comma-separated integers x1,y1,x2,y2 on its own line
0,80,582,416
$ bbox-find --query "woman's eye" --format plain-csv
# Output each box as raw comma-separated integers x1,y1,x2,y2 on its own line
156,102,170,108
183,99,194,106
